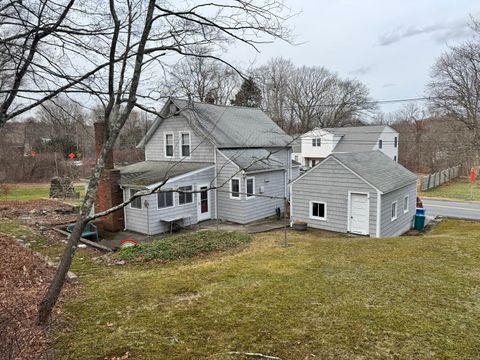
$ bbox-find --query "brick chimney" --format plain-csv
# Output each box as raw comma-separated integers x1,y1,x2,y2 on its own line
94,121,124,232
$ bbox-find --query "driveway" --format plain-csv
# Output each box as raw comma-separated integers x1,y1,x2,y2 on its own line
423,199,480,220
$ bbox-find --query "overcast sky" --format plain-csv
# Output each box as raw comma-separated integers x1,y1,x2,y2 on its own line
228,0,479,113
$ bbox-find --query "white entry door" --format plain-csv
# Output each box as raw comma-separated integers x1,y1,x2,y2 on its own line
197,184,211,222
349,193,369,235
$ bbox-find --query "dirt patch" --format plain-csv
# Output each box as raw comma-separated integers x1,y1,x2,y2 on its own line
0,234,73,359
0,199,78,228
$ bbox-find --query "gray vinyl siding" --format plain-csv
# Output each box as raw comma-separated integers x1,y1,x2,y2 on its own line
144,115,215,162
216,150,285,224
291,157,378,236
380,183,417,237
123,167,216,235
292,166,300,180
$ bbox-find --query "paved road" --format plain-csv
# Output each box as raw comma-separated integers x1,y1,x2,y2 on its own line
423,199,480,220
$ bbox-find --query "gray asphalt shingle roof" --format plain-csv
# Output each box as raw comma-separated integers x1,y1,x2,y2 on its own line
322,125,393,153
140,98,293,148
220,148,285,172
119,161,213,187
331,151,417,193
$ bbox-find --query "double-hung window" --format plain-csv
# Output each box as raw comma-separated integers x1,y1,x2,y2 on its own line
230,178,240,199
178,185,193,205
130,189,142,209
158,191,174,209
391,201,398,221
246,177,255,198
180,132,190,157
403,195,409,214
310,201,326,220
312,138,321,147
165,133,174,157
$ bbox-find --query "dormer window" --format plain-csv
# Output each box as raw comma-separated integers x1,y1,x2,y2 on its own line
312,138,321,147
394,137,398,148
378,139,383,149
165,132,174,158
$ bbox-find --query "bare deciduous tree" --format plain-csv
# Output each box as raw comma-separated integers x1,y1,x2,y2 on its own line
0,0,291,325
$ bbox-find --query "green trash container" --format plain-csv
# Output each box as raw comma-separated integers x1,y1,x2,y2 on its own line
415,214,426,231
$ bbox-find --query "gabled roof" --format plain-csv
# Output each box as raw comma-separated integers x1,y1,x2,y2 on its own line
138,98,293,149
119,161,214,187
324,125,396,153
220,148,285,173
331,151,417,193
291,151,416,194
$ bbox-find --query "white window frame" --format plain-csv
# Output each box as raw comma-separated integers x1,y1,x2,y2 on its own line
312,138,321,147
179,131,191,159
309,201,327,221
230,177,241,199
178,185,194,206
403,195,409,214
394,136,398,148
245,176,255,199
129,189,142,209
164,132,174,158
157,190,175,210
391,201,398,221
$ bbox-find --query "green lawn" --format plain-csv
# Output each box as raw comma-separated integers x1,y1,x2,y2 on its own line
2,219,480,359
0,183,85,202
420,178,480,201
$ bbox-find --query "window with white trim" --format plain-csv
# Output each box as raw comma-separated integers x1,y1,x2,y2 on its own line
165,133,174,157
180,132,190,157
310,201,326,220
178,186,193,205
394,136,398,148
157,191,174,209
246,177,255,198
379,139,383,149
391,201,398,221
403,195,409,213
312,138,321,147
130,189,142,209
230,178,240,199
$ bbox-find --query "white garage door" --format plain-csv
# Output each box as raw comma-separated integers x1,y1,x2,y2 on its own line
349,193,369,235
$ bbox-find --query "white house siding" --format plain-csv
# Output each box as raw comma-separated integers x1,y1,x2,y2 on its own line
291,157,378,236
123,167,216,235
216,150,285,224
243,170,285,223
374,126,399,161
301,131,340,161
144,114,215,162
379,183,416,237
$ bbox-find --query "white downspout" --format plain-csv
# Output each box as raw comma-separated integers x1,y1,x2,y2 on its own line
376,190,382,238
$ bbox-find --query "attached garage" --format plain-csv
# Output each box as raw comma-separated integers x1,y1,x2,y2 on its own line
290,151,417,238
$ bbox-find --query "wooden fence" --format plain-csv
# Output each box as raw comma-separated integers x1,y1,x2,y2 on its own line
420,165,461,191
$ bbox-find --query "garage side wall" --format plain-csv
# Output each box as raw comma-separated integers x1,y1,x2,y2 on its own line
380,183,417,237
291,157,378,235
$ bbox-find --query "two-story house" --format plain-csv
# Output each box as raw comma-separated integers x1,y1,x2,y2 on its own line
117,98,298,235
294,125,399,167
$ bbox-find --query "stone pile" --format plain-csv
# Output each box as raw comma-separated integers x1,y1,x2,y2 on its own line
49,177,79,199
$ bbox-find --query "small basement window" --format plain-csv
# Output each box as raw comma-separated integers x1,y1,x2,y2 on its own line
230,178,240,199
130,189,142,209
178,186,193,205
310,201,326,220
391,201,398,221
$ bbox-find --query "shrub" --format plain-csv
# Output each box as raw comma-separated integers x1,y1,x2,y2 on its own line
116,230,251,262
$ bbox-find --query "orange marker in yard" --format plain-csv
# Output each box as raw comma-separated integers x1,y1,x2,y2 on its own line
470,167,477,184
